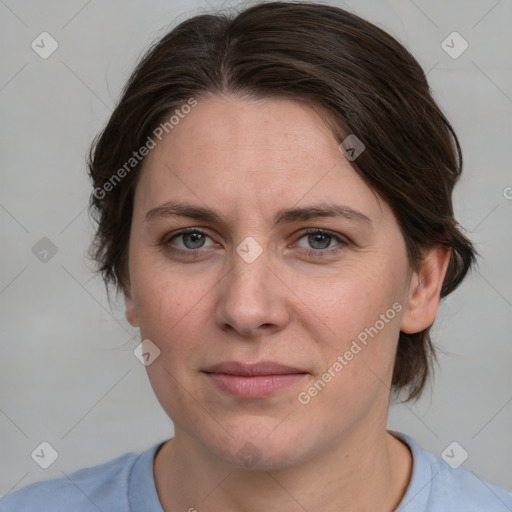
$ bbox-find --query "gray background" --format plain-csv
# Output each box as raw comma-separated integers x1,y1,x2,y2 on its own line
1,0,511,497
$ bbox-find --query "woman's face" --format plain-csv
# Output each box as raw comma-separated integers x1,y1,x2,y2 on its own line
125,94,420,469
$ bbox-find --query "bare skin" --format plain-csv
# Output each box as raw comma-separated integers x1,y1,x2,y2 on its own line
124,94,450,511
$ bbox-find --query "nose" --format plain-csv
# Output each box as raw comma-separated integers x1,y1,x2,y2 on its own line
215,245,292,338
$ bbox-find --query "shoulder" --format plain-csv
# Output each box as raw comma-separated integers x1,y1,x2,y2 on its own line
393,431,512,511
0,446,154,512
421,448,512,510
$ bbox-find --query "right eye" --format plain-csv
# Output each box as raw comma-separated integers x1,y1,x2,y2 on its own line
160,228,219,254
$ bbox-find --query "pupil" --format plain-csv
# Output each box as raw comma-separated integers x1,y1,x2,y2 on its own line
310,233,330,249
184,232,204,249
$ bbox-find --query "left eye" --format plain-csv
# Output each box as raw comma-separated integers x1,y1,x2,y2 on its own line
296,229,345,251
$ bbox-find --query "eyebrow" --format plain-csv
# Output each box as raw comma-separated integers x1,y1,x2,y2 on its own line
145,201,372,227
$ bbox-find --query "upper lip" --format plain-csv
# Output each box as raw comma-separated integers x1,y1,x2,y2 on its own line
203,361,307,376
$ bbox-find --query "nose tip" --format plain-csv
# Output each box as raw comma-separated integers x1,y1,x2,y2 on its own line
215,252,291,338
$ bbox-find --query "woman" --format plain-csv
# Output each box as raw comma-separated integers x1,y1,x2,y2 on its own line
2,2,511,511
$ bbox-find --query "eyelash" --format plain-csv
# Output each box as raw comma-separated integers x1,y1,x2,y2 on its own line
159,227,348,259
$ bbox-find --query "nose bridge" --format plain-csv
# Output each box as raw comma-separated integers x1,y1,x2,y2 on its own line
216,235,289,335
229,235,271,299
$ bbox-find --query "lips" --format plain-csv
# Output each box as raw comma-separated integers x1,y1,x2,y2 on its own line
202,361,309,398
202,361,307,376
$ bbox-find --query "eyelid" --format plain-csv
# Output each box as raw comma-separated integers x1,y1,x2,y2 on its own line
295,227,348,243
163,227,216,247
292,228,349,255
160,226,349,257
162,227,346,244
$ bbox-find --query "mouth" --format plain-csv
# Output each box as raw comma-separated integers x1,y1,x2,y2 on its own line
201,361,309,398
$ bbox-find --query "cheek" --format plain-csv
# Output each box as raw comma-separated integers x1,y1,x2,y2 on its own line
135,279,211,350
128,241,214,337
298,259,402,337
295,261,403,392
131,269,214,416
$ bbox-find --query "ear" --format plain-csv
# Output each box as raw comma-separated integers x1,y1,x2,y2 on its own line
400,246,451,334
124,284,139,327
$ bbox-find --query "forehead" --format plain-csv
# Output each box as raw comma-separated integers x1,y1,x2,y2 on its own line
145,94,340,169
134,94,384,222
178,94,336,146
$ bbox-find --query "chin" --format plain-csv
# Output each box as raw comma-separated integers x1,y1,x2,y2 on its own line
200,422,312,471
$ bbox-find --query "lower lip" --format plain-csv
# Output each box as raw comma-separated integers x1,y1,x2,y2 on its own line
204,373,307,398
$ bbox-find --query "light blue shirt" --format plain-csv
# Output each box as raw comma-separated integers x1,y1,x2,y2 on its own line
1,432,511,511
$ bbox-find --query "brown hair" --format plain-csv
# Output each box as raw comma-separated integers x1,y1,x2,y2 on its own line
87,1,476,401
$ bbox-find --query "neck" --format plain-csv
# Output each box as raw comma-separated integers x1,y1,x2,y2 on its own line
153,425,412,512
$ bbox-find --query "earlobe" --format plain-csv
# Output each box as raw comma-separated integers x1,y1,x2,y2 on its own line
400,246,451,334
124,286,139,327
